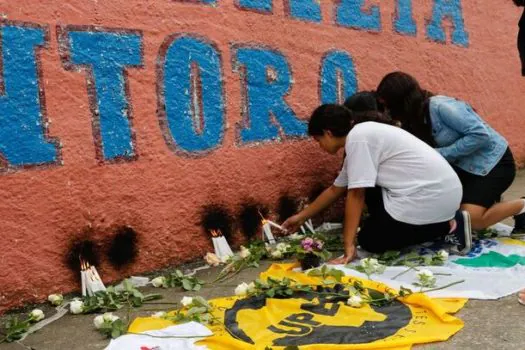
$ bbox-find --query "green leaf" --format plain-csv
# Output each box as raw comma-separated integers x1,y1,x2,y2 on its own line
132,289,144,299
111,328,121,339
330,269,344,282
307,269,322,277
193,296,209,308
187,306,207,316
182,279,192,291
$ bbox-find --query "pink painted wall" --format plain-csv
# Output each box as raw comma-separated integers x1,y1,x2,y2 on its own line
0,0,524,311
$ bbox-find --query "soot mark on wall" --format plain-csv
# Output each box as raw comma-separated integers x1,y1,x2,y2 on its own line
65,232,101,278
309,183,326,203
277,194,298,223
201,203,234,240
107,226,138,268
238,201,269,239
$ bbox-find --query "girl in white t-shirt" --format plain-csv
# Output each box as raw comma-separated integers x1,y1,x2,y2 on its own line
282,104,472,264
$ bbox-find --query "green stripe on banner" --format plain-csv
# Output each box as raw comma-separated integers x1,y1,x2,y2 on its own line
455,251,525,268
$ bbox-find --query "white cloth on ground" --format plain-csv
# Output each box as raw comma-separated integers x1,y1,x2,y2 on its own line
104,321,212,350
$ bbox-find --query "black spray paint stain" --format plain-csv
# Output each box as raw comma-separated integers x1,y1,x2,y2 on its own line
238,201,269,239
309,183,326,203
277,195,299,223
107,226,138,268
201,204,234,240
66,238,101,276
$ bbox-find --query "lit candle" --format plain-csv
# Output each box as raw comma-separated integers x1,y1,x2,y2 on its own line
80,265,87,297
90,266,106,292
267,220,284,231
263,222,276,244
218,235,234,257
211,231,220,257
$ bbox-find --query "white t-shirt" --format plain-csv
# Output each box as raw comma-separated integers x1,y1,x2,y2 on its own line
334,122,462,225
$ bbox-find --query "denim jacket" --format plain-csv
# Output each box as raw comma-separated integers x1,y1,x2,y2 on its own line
429,95,508,176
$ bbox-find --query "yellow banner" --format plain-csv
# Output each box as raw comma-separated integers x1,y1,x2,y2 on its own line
130,263,466,349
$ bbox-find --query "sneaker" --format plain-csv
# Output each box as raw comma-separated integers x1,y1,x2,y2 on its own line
511,198,525,239
444,210,472,255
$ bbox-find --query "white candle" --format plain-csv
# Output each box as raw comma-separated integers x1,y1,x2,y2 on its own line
267,220,284,231
81,270,87,297
300,225,306,234
90,266,106,291
212,236,220,257
305,220,315,234
218,236,234,257
263,223,276,244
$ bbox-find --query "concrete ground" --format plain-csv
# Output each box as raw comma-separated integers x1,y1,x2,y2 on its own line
2,171,525,350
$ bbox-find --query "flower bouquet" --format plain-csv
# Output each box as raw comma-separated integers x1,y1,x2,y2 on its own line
289,235,331,270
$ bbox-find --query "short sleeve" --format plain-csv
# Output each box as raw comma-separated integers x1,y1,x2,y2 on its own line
344,141,378,189
333,157,349,188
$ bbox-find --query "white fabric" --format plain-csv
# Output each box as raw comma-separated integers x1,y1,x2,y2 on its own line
105,322,212,350
334,122,462,225
332,223,525,300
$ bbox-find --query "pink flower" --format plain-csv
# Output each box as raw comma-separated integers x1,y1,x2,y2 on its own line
315,240,324,250
302,237,314,247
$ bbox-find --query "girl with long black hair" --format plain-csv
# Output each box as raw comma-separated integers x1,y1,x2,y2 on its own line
376,72,525,236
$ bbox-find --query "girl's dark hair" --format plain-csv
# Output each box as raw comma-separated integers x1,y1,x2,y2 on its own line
514,0,525,6
376,71,436,147
344,91,381,113
308,104,395,137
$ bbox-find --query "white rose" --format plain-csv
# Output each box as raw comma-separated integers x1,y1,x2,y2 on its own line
151,276,166,288
235,282,250,296
271,250,283,259
204,252,221,266
437,250,449,260
93,315,105,329
247,282,256,293
47,294,63,306
29,309,45,322
276,243,288,253
347,295,363,308
416,269,434,279
181,296,193,307
103,312,119,323
361,258,379,269
288,233,304,240
69,300,84,314
151,311,166,318
239,246,251,259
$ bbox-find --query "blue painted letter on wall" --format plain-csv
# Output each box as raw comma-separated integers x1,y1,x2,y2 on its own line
336,0,381,31
320,51,358,105
427,0,469,47
233,46,307,144
394,0,417,36
159,36,224,154
287,0,322,23
0,24,59,168
66,29,142,161
237,0,272,13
